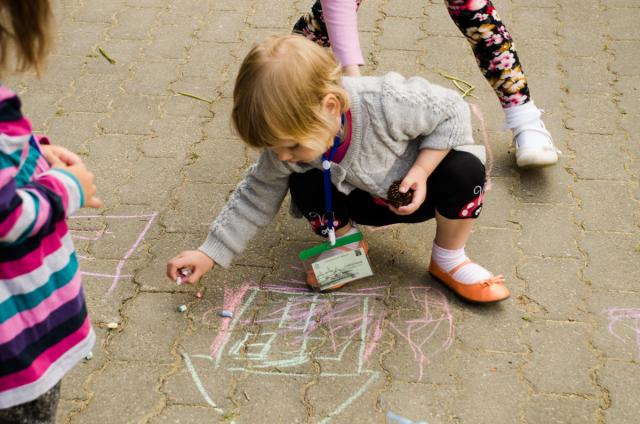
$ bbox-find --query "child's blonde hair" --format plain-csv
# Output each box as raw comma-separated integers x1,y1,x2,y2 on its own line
232,34,350,152
0,0,54,77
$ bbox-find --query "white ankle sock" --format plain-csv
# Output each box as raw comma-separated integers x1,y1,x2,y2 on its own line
503,101,541,129
431,242,492,285
317,226,360,261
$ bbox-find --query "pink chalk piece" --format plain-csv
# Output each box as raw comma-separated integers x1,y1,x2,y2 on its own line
195,292,203,299
176,268,193,286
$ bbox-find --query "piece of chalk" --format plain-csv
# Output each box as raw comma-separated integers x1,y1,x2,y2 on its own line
195,292,203,299
177,304,187,313
176,268,192,285
106,322,118,329
85,351,94,360
219,310,233,318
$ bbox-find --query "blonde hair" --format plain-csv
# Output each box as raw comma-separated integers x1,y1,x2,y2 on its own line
0,0,54,77
232,34,350,152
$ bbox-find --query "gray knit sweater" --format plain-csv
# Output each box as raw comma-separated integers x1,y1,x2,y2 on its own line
199,72,476,267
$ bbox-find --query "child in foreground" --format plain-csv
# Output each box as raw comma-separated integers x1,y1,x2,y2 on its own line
0,1,101,422
167,34,509,303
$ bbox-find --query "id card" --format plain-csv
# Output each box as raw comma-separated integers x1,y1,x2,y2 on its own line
311,248,373,290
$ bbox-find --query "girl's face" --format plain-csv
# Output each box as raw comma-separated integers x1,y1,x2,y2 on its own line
270,140,327,163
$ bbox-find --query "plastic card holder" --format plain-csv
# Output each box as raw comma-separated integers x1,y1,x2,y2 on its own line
299,232,373,291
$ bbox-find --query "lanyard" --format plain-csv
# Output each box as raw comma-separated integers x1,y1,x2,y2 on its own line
322,115,344,246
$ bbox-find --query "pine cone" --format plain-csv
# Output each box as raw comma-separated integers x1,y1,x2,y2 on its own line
387,180,413,208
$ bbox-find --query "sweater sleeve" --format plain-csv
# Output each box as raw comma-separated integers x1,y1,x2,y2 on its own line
380,73,474,150
322,0,365,67
0,133,82,245
198,150,292,268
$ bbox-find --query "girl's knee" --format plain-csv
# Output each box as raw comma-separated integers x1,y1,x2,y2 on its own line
441,150,486,191
433,151,486,220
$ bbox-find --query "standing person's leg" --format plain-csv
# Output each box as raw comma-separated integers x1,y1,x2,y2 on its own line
293,0,365,76
0,382,61,424
426,150,509,302
292,0,331,48
445,0,559,168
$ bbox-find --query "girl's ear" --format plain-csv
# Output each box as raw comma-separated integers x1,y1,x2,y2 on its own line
321,93,341,117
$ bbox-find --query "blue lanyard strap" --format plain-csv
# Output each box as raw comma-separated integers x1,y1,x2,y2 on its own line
321,114,344,245
322,136,340,228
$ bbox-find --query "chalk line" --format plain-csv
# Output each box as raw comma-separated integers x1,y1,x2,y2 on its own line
357,297,369,374
181,353,227,416
214,288,259,367
107,212,157,294
317,371,379,424
81,271,133,279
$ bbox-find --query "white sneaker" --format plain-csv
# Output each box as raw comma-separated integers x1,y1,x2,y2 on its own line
512,120,560,168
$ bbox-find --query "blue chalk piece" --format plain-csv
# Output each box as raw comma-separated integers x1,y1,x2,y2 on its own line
219,310,233,318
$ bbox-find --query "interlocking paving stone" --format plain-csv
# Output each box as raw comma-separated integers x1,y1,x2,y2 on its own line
9,0,638,422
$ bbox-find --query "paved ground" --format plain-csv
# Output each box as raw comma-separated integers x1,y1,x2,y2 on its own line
7,0,640,422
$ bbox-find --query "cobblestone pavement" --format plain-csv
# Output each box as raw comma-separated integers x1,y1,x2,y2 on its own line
6,0,640,423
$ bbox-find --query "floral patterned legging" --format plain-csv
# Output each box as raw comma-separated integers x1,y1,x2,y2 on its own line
293,0,530,108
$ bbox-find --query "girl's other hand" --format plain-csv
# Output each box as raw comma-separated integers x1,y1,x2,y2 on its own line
388,165,427,216
41,145,83,167
63,162,103,209
167,250,215,284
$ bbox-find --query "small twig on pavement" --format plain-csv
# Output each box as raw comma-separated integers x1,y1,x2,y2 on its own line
178,91,213,104
97,47,116,64
438,70,478,99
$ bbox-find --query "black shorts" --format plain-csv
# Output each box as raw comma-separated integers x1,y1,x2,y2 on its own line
289,150,486,236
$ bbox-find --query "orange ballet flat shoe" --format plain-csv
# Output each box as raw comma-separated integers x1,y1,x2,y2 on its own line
307,239,369,292
428,259,510,303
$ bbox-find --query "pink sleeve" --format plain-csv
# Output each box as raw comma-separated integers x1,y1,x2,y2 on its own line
322,0,365,67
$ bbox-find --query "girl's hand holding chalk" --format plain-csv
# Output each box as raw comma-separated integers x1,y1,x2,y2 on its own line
166,250,215,284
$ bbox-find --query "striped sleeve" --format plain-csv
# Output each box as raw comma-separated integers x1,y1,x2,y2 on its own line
0,90,83,245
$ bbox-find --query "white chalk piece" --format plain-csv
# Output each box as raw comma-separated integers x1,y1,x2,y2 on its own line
177,304,188,313
175,276,182,286
106,322,118,329
85,351,94,360
219,310,233,318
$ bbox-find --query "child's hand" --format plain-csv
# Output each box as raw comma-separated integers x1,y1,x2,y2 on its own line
40,145,83,167
63,162,103,209
388,165,427,216
166,250,215,284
